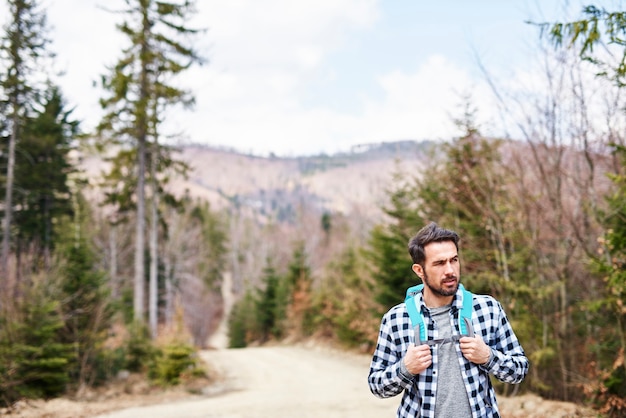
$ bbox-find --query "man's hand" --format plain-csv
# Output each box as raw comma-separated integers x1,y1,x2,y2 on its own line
403,344,432,375
460,335,491,365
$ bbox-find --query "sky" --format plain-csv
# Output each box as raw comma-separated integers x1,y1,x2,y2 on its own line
5,0,621,156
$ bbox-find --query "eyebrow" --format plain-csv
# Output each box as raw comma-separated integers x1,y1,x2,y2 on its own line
431,255,458,265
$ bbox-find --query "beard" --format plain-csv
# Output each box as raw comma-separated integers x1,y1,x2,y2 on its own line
423,272,458,297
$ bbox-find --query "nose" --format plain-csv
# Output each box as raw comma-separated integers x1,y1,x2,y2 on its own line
444,260,455,275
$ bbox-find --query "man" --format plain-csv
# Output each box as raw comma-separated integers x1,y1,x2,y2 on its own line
368,222,529,418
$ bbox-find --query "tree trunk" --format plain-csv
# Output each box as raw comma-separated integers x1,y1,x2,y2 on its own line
149,143,159,337
1,108,18,296
133,7,151,323
164,254,173,326
109,224,118,299
134,137,146,322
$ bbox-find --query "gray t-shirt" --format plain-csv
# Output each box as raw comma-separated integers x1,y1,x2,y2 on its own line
429,304,473,418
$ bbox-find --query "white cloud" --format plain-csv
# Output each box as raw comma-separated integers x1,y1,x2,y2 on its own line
177,53,500,156
5,0,556,156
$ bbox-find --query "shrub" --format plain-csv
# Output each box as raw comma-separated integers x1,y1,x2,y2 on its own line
148,342,204,386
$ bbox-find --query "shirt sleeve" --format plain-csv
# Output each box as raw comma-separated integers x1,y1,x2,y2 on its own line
478,300,529,384
368,308,415,398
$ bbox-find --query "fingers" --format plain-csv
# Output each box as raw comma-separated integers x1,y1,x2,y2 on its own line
460,336,491,365
404,344,432,375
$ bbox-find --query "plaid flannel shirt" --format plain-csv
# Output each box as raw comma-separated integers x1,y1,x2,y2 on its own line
368,285,529,418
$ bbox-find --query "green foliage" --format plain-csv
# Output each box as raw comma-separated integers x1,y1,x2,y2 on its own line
228,245,315,347
321,211,332,236
416,134,514,294
601,144,626,307
227,291,256,348
90,346,127,385
0,0,54,279
0,0,51,117
255,261,282,341
10,86,78,261
364,126,541,387
542,5,626,410
605,365,626,397
284,242,315,337
589,144,626,414
365,168,425,312
0,280,72,406
123,321,155,372
96,0,204,323
285,241,310,287
311,246,379,349
148,342,204,386
271,268,292,339
538,5,626,86
189,199,228,291
56,196,114,388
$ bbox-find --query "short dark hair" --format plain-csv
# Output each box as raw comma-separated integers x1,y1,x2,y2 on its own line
408,222,460,265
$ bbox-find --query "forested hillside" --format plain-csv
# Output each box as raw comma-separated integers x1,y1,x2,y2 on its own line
173,141,428,220
78,140,429,303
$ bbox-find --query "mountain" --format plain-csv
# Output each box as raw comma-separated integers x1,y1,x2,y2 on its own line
171,140,431,221
79,140,432,222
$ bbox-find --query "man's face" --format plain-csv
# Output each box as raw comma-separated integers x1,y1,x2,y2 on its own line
414,240,460,297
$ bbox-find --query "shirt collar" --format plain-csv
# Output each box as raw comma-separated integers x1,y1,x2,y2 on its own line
416,284,465,313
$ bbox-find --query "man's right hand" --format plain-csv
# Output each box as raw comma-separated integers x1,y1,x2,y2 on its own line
403,344,432,375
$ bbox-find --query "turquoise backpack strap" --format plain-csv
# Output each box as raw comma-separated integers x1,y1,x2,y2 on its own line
458,284,474,337
404,283,474,346
404,284,425,345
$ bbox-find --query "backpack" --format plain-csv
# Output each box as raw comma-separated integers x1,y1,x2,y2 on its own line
404,283,474,346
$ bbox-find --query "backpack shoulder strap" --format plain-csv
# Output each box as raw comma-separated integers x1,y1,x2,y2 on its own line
458,284,474,337
405,283,475,344
404,284,425,345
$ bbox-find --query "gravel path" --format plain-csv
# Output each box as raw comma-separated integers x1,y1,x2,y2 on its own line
94,345,398,418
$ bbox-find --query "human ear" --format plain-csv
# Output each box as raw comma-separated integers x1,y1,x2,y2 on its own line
412,264,423,279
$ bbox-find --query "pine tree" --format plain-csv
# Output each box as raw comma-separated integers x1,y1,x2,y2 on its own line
57,192,113,389
0,0,52,292
97,0,203,326
256,259,280,341
594,145,626,413
283,242,313,337
0,278,72,405
12,85,78,269
366,168,425,311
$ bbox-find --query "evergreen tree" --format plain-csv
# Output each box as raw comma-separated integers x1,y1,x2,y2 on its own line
57,192,113,389
255,259,280,341
191,200,228,291
366,168,425,311
12,85,78,269
593,144,626,414
0,278,72,405
227,290,255,348
313,246,380,349
97,0,203,325
283,241,314,337
0,0,52,290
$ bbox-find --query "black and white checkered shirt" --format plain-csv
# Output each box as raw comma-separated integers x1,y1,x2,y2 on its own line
368,285,529,418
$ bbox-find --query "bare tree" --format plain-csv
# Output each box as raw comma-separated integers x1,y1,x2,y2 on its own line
487,44,619,400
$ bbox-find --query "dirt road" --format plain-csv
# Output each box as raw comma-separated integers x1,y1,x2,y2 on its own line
5,343,598,418
95,345,399,418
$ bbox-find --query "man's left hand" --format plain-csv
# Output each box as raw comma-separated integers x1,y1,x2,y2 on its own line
460,336,491,365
